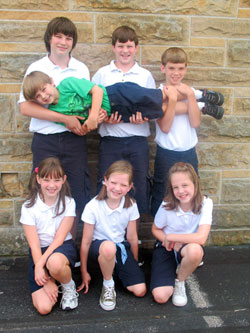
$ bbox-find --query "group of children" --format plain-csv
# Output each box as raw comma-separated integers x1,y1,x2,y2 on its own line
19,17,218,315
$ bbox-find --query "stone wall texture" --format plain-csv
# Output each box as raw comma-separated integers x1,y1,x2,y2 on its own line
1,0,250,255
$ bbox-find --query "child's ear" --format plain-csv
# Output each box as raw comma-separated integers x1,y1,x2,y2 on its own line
160,64,166,73
50,77,55,86
62,175,67,183
36,175,41,185
103,176,108,185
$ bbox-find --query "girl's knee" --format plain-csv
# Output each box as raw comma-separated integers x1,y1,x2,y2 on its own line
152,286,173,304
185,244,203,263
128,283,147,297
46,253,67,275
33,298,53,315
99,241,116,260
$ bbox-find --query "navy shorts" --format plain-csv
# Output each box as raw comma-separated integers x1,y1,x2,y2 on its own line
28,239,78,294
89,239,145,288
150,242,204,291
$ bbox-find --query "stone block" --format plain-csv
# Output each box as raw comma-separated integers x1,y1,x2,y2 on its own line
234,98,250,115
0,54,42,83
0,134,32,162
228,40,250,67
192,18,250,38
0,1,68,10
197,116,250,143
72,0,236,16
0,209,13,227
210,229,250,246
199,170,220,203
221,180,250,204
0,95,15,132
213,206,250,228
240,0,250,8
95,14,189,45
1,173,25,198
197,142,250,169
0,228,28,256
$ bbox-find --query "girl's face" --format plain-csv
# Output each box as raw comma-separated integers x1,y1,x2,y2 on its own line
36,174,66,204
104,172,132,203
171,171,195,211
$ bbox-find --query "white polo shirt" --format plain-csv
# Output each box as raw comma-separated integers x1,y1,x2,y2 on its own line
81,196,140,243
20,194,76,247
92,60,155,138
154,196,213,235
155,84,198,151
18,55,90,135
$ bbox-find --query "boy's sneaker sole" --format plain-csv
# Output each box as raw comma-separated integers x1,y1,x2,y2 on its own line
199,89,224,106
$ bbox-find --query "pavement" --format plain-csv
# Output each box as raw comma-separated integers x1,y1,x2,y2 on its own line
0,245,250,333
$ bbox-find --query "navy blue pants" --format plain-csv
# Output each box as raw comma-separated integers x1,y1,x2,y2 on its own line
31,132,90,212
106,82,163,122
151,145,198,217
97,136,150,214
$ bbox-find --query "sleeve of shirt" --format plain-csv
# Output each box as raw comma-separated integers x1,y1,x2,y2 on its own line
62,77,95,99
199,197,213,226
81,199,97,225
64,197,76,217
128,201,140,221
146,73,156,89
91,70,102,85
19,203,36,226
154,201,169,229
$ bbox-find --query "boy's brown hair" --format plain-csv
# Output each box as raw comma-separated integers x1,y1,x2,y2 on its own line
23,71,51,101
44,17,78,53
161,47,187,66
112,26,139,46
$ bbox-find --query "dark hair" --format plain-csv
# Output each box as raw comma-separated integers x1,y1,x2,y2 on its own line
25,157,71,217
96,160,135,208
164,162,203,214
44,17,78,53
161,47,187,66
112,26,139,46
23,71,51,101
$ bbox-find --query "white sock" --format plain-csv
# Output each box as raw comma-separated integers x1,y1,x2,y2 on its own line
103,278,114,288
198,101,205,110
62,279,75,289
195,89,203,99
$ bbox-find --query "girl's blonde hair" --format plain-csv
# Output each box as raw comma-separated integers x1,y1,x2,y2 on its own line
161,47,187,66
23,71,51,101
164,162,203,214
97,160,135,208
25,157,71,217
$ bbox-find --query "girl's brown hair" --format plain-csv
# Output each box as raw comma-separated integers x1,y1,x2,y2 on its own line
96,160,135,208
25,157,72,217
44,17,78,53
23,71,51,101
164,162,203,214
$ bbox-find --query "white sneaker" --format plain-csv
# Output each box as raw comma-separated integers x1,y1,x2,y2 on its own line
99,285,116,311
60,282,79,310
172,279,187,307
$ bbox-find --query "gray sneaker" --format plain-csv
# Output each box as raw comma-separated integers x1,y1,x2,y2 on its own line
99,285,116,311
172,279,187,307
60,282,79,311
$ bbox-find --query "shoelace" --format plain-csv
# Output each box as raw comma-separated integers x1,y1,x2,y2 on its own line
59,285,79,300
103,287,114,301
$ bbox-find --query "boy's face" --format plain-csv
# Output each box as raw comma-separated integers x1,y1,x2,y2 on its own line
161,62,187,86
112,40,138,67
34,81,58,105
50,33,73,57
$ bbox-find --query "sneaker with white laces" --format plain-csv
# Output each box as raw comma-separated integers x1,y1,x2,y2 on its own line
60,282,79,311
99,285,116,311
199,89,224,106
172,279,187,307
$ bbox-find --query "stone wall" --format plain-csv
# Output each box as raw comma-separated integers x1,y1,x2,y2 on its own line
1,0,250,255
